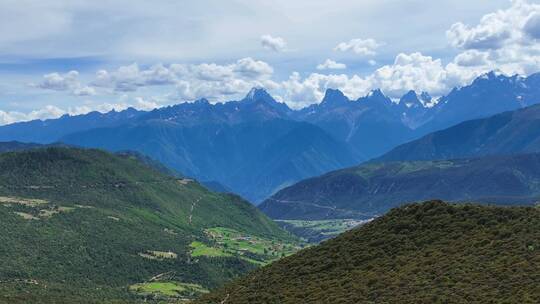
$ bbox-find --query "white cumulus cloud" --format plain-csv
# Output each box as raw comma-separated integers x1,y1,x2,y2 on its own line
134,97,160,111
524,12,540,39
280,51,485,106
372,52,466,97
447,0,540,75
22,1,540,114
260,34,287,52
453,50,490,67
0,105,66,125
88,58,276,101
33,70,95,96
233,57,274,78
316,59,347,70
334,38,381,56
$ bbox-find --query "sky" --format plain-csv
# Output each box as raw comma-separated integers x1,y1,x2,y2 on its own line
1,0,540,124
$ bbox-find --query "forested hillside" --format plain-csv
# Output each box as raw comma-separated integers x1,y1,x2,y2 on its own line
198,201,540,304
0,147,299,303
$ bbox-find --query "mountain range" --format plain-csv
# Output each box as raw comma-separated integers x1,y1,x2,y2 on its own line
197,201,540,304
0,107,144,143
260,101,540,220
376,103,540,162
2,71,540,203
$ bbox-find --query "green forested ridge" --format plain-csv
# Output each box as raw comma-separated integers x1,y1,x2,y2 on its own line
197,201,540,304
0,147,298,303
260,153,540,220
0,141,44,152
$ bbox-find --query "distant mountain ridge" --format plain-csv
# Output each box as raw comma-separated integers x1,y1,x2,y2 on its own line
260,103,540,220
140,88,292,127
418,71,540,134
0,141,44,152
2,71,540,203
376,103,540,162
293,88,413,159
259,152,540,219
62,118,358,203
0,107,144,143
5,71,540,150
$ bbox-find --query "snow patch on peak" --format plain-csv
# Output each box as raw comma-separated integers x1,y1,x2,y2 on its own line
245,87,267,100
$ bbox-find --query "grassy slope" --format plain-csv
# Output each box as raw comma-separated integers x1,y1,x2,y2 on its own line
197,201,540,304
0,147,295,303
190,227,302,266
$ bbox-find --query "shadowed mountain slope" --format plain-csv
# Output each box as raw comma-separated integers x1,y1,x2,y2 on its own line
62,119,358,203
260,153,540,219
377,103,540,162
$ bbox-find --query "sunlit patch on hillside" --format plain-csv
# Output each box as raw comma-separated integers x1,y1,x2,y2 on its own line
190,227,304,265
139,250,178,260
2,196,76,220
0,196,48,207
129,281,208,301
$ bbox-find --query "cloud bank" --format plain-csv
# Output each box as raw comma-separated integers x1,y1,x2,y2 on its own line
7,1,540,122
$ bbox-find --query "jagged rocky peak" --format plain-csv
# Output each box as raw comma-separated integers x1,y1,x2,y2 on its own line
400,90,418,102
240,87,292,115
368,89,387,99
242,87,276,104
320,88,349,107
419,91,432,102
472,70,520,86
193,98,210,104
359,89,392,104
399,90,432,108
184,98,212,110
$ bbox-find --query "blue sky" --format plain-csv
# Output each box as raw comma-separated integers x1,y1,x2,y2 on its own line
1,0,540,124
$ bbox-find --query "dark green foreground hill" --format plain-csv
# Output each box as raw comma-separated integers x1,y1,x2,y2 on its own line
0,147,298,304
197,201,540,304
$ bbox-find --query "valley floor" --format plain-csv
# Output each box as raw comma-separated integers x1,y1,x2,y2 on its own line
275,218,373,243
